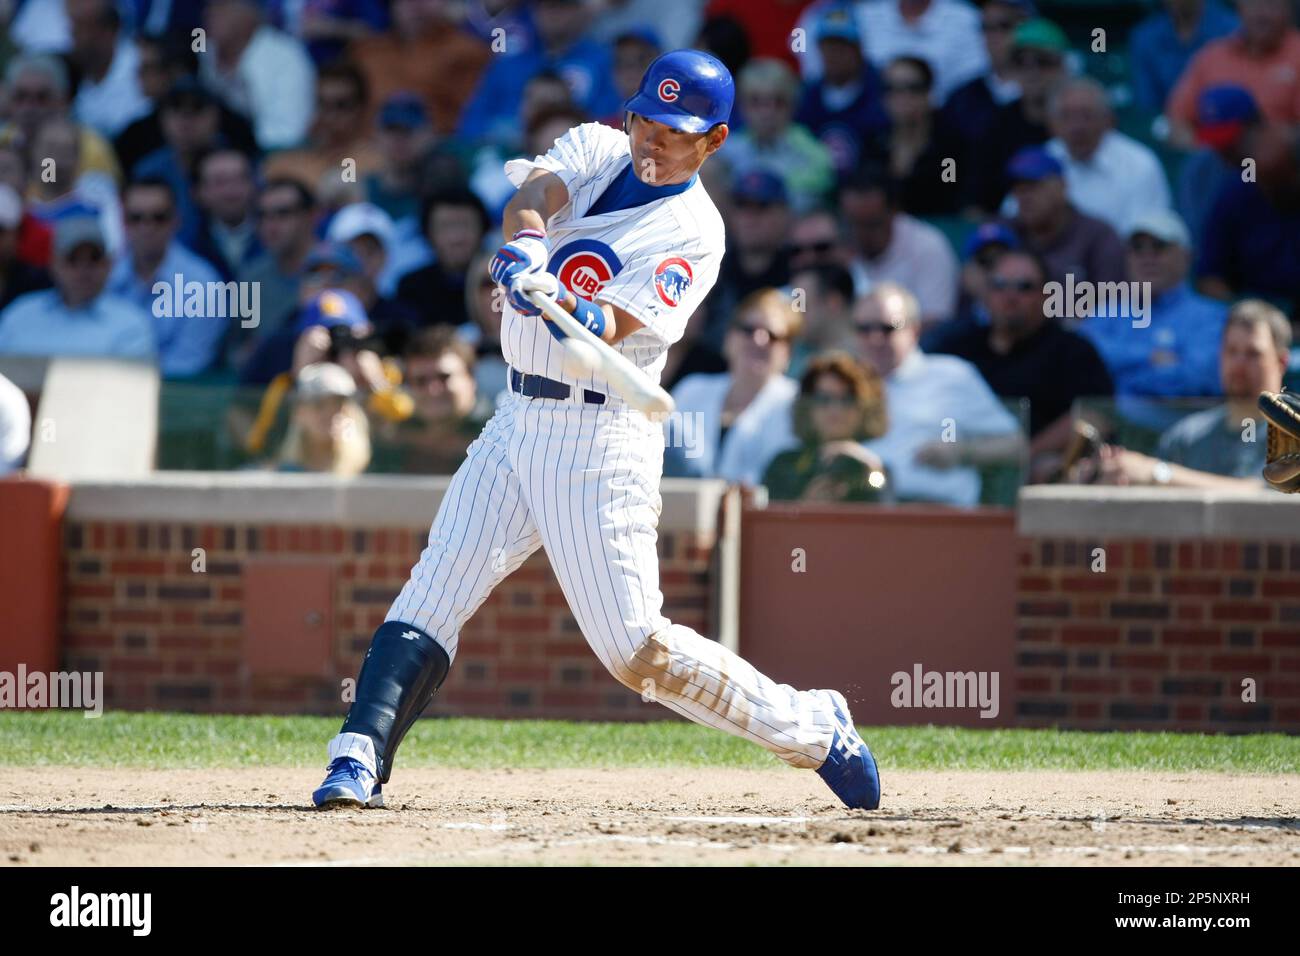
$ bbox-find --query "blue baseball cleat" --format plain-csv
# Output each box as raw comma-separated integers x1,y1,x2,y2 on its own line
312,757,383,809
815,689,881,810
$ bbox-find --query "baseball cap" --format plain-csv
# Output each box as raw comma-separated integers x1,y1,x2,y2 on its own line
1011,18,1070,54
303,241,363,277
296,362,358,400
1006,145,1064,183
326,202,394,251
54,216,107,257
1195,84,1260,150
0,184,22,230
1124,209,1191,248
378,92,428,130
732,168,789,205
815,4,860,43
295,289,369,334
962,221,1020,259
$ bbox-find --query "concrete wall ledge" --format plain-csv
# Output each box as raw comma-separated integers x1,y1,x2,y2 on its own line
64,472,728,533
1018,485,1300,539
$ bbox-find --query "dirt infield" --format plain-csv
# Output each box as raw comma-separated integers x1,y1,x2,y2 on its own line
2,767,1296,866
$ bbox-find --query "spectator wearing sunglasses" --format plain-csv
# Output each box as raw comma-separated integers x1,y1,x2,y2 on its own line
1078,210,1227,431
920,221,1020,353
232,178,320,364
699,170,794,361
796,0,990,106
379,327,493,476
761,351,893,504
854,281,1023,506
881,55,967,215
666,288,803,485
929,249,1112,476
107,177,226,378
0,216,154,361
940,0,1030,149
966,18,1071,214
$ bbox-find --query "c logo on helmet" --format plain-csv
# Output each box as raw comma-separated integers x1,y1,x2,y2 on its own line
550,240,624,301
657,78,680,103
653,257,693,307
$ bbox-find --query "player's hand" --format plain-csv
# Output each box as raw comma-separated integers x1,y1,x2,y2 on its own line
509,271,573,316
489,230,549,294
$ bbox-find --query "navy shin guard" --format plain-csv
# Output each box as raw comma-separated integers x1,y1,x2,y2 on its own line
341,621,450,783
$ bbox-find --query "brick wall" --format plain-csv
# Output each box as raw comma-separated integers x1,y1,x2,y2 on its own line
62,519,715,719
1015,537,1300,732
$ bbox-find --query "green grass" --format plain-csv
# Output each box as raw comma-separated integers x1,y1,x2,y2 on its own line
2,712,1297,772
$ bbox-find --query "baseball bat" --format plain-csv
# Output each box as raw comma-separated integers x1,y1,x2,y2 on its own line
523,288,676,415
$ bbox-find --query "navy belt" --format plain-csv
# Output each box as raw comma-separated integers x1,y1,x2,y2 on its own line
509,367,606,405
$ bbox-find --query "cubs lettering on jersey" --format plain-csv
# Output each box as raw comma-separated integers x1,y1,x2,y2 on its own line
501,122,725,397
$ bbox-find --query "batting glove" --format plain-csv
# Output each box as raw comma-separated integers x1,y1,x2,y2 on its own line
489,229,549,292
508,270,570,316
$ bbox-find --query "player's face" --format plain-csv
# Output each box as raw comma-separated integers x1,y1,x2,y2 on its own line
628,114,728,186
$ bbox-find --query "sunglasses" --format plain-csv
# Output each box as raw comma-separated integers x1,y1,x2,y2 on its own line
732,323,789,344
988,276,1039,293
791,239,835,256
63,248,106,265
126,210,172,225
885,80,928,95
855,321,899,335
982,18,1019,33
808,392,856,408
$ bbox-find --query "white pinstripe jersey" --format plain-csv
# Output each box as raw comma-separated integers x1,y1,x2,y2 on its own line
501,122,725,396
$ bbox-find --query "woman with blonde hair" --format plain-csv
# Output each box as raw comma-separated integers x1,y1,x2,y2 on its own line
666,287,804,484
761,351,893,503
274,362,372,477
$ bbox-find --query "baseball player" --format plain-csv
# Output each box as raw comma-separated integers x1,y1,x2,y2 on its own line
312,50,880,812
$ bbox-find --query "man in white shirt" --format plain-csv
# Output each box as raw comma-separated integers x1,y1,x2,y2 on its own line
200,0,316,151
839,168,959,326
854,282,1024,505
68,0,151,138
798,0,990,104
1043,77,1172,234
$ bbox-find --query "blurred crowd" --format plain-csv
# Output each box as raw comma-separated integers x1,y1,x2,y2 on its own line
0,0,1296,500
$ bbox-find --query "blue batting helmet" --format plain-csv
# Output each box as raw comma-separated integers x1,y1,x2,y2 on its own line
623,49,734,133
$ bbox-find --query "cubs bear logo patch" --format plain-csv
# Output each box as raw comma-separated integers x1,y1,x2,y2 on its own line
653,257,693,307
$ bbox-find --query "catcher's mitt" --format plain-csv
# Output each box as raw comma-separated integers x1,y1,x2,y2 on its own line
1259,389,1300,493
